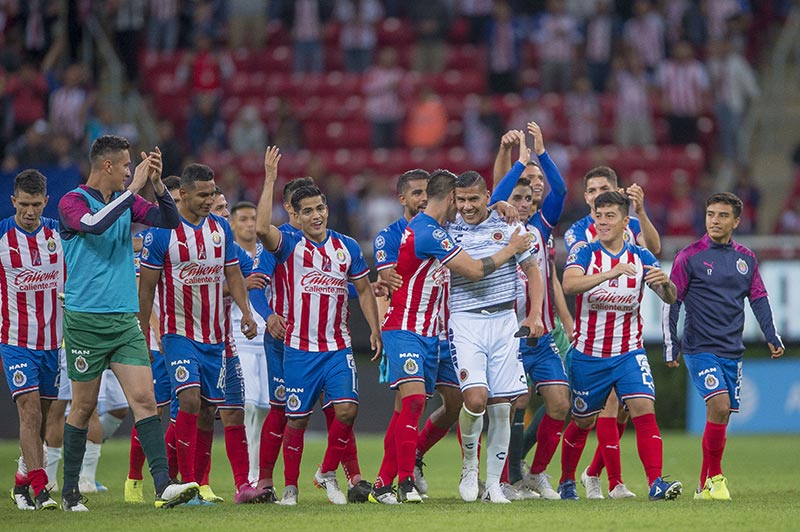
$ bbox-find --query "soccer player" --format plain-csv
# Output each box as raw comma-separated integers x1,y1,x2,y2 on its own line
489,124,571,499
448,170,545,504
139,165,263,504
664,192,784,500
560,191,682,502
564,166,661,499
57,135,198,510
2,169,63,510
256,146,381,505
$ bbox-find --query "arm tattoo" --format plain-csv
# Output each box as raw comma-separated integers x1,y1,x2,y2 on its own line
481,256,496,277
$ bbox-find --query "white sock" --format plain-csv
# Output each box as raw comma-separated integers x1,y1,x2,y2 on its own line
79,442,102,484
99,413,124,442
485,402,511,488
244,404,269,484
458,405,484,468
46,446,62,489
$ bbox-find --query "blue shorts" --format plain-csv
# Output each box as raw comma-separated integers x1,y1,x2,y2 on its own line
436,338,459,389
161,334,225,403
1,345,59,400
265,333,286,406
568,347,655,418
520,333,569,393
151,350,172,407
283,345,358,418
683,353,742,412
169,394,179,423
384,330,438,396
220,355,245,410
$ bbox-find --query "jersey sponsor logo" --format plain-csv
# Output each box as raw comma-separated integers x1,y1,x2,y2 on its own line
335,249,347,263
403,358,419,375
179,262,224,285
287,393,301,411
211,231,222,247
440,239,454,251
375,250,387,262
74,355,89,374
573,396,588,412
300,270,347,295
587,288,637,312
13,268,60,291
46,237,57,253
736,258,748,275
175,365,189,383
12,370,26,387
432,229,446,241
491,230,504,242
704,374,719,390
274,384,286,401
375,235,386,249
8,362,28,370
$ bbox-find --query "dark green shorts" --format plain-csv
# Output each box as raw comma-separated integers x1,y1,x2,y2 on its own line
63,310,149,381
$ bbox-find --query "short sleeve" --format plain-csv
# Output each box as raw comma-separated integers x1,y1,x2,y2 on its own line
414,224,461,264
564,244,591,272
374,228,401,271
140,228,168,269
237,244,254,276
343,237,369,280
273,230,301,264
221,218,239,266
638,247,660,269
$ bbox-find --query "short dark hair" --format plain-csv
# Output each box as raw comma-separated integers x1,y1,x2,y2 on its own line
583,166,618,188
427,169,457,200
705,192,743,218
594,190,630,215
515,176,532,190
89,135,130,167
231,201,257,217
214,186,224,195
283,177,315,205
290,185,326,212
397,169,430,196
14,169,47,196
525,160,542,171
162,175,181,191
454,171,487,191
180,163,215,189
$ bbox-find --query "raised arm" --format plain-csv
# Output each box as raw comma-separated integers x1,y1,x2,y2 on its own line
492,130,523,199
256,146,283,252
627,184,661,255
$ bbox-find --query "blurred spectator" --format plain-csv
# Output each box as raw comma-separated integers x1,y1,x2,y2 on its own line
147,0,179,53
228,0,268,50
680,0,708,51
186,92,226,155
51,132,81,170
177,32,235,97
109,0,147,82
664,170,698,236
707,0,750,42
408,0,451,74
459,0,493,44
364,48,404,149
324,173,355,235
217,165,248,204
229,105,268,154
357,174,401,241
288,0,332,74
18,0,59,63
623,0,665,75
707,38,759,163
49,63,94,144
664,0,690,46
189,0,227,43
85,102,139,147
776,202,800,234
6,119,57,168
486,0,523,94
463,95,503,167
732,165,760,234
271,98,304,152
156,120,184,178
509,95,556,134
336,0,383,73
565,76,599,148
611,52,654,147
584,0,621,93
5,61,48,137
535,0,581,94
657,40,709,145
404,87,447,149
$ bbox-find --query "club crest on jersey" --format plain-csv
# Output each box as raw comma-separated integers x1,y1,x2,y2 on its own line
403,359,419,375
432,228,447,241
491,230,504,242
459,368,469,382
211,231,222,247
47,237,57,253
375,235,386,249
74,355,89,374
174,365,189,383
335,249,347,263
12,370,26,387
736,258,748,275
287,394,301,411
573,396,587,413
375,250,387,262
623,232,630,241
440,239,454,251
704,374,719,390
275,384,286,401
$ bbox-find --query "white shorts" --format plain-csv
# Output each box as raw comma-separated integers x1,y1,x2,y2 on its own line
98,369,129,414
237,342,270,409
449,309,527,398
57,347,71,401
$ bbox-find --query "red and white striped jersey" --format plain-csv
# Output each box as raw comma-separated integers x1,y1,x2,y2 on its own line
141,214,239,345
515,222,555,332
565,241,659,357
273,229,369,352
0,217,63,350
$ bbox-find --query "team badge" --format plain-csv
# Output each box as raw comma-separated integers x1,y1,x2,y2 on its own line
287,394,301,411
623,232,630,241
404,359,419,375
74,356,89,374
31,248,41,266
321,254,332,272
275,384,286,401
175,365,189,383
440,239,453,251
459,368,469,382
134,257,141,269
46,238,57,253
12,370,26,387
211,232,222,247
198,243,207,260
141,247,149,260
573,396,587,413
375,250,387,262
491,231,504,242
736,258,748,275
566,252,578,265
565,230,576,247
336,249,347,263
432,229,446,241
375,235,386,249
144,232,153,246
704,374,719,390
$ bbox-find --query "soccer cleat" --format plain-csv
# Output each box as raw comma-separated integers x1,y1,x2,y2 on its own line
235,484,274,504
185,495,215,506
499,482,522,501
580,467,604,499
557,479,580,500
708,474,731,500
277,485,298,506
34,489,59,510
347,480,372,503
62,487,89,512
608,483,636,499
78,479,105,494
512,480,541,499
154,481,200,509
368,484,400,504
694,483,712,501
199,484,224,503
397,477,423,503
648,476,682,501
413,458,428,496
124,477,145,503
258,486,279,503
481,483,511,504
313,467,347,505
527,472,561,500
11,486,36,510
459,466,480,502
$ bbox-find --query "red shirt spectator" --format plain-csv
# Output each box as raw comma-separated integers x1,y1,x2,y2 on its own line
6,62,48,135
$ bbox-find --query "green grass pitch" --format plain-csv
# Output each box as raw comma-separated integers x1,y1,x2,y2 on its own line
1,432,797,531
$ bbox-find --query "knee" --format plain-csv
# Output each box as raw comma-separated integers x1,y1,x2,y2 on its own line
574,416,595,431
69,400,98,425
288,416,310,430
177,389,201,414
221,409,244,427
707,404,730,424
547,392,571,420
463,397,486,415
335,404,358,425
514,393,530,411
